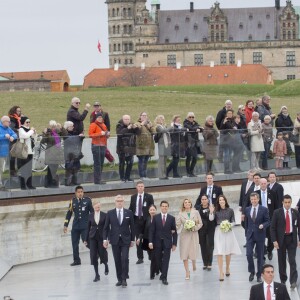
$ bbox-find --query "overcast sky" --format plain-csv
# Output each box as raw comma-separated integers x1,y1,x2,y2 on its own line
0,0,298,84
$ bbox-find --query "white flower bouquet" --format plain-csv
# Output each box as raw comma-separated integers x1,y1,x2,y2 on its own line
220,220,232,233
184,219,196,231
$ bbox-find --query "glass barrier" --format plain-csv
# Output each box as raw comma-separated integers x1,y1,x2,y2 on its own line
0,126,299,195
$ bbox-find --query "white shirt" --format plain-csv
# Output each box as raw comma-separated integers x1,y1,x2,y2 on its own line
254,185,260,192
135,192,144,216
245,180,253,193
161,213,167,222
263,281,274,300
250,205,259,218
116,208,124,224
269,182,275,190
94,211,100,224
207,185,213,203
284,208,293,233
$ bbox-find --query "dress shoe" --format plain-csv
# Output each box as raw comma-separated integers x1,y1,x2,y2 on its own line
70,261,81,266
291,282,297,289
122,280,127,288
150,274,155,280
185,271,190,280
159,177,169,180
93,275,100,282
173,175,182,178
116,281,122,287
104,264,109,275
203,266,207,270
136,259,144,264
159,275,163,280
257,277,262,283
249,273,255,282
207,266,212,271
226,272,230,277
268,252,273,260
162,279,168,285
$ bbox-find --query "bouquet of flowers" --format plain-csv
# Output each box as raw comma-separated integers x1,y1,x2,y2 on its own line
184,219,196,231
220,220,232,233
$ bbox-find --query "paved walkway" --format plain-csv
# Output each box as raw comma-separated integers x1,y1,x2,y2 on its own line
1,225,299,300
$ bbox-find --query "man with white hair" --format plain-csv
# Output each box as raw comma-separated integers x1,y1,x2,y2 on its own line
0,116,17,191
67,97,91,135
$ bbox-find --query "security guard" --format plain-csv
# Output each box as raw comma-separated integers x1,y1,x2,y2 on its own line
63,185,94,266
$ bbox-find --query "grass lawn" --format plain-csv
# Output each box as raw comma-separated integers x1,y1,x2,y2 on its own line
0,80,299,135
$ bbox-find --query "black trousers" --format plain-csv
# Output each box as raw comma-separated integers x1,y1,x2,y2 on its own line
199,227,215,267
118,153,133,180
134,216,145,259
246,238,265,278
147,249,159,277
112,238,130,281
166,156,180,177
277,235,298,284
155,239,171,280
89,236,108,265
71,228,87,262
266,226,274,254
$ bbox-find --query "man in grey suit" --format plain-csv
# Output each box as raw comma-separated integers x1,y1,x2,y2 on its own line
103,195,135,288
271,194,300,289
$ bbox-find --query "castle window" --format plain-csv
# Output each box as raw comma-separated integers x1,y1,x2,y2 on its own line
283,30,286,40
287,13,291,20
229,36,233,41
165,38,169,43
288,22,291,27
293,30,296,39
117,25,120,34
118,59,121,64
248,34,253,41
249,14,253,20
175,24,179,31
239,23,243,29
216,24,219,30
203,37,207,42
117,8,119,16
253,52,262,64
215,15,219,21
203,16,208,22
166,16,171,22
114,59,117,64
286,51,296,67
211,24,214,29
130,59,133,64
221,24,224,29
167,54,176,67
123,25,127,34
266,14,270,19
184,37,189,43
288,31,291,39
113,26,116,34
266,33,270,40
129,43,133,51
128,8,132,17
125,59,128,65
124,43,128,51
118,44,121,51
143,53,148,58
128,25,132,34
194,54,203,66
287,75,296,80
144,18,148,24
109,44,111,52
185,16,190,22
194,23,198,30
112,8,115,17
113,44,116,51
123,8,126,17
229,53,235,64
220,53,226,65
221,31,225,41
216,32,219,42
258,22,262,29
283,22,286,27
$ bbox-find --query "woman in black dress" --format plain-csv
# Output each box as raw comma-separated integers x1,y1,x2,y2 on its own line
136,204,159,279
84,201,109,282
198,195,215,271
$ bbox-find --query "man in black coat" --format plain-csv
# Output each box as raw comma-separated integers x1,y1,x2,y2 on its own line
63,186,94,266
103,195,135,288
149,200,177,285
249,264,290,300
195,172,223,209
268,172,284,204
66,97,90,135
129,180,154,264
271,195,300,289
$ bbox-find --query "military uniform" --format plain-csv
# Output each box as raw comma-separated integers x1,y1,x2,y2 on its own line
64,196,94,264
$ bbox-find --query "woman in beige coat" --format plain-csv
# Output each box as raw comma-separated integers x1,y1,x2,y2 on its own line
176,198,202,280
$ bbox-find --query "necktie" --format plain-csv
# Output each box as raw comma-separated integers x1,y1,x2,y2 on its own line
266,284,271,300
285,210,290,234
138,195,143,217
252,207,256,223
118,209,122,225
162,214,166,226
208,187,212,204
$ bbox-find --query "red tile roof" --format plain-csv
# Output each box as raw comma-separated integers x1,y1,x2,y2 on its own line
83,65,273,89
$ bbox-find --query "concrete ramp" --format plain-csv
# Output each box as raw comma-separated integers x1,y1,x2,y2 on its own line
0,257,12,279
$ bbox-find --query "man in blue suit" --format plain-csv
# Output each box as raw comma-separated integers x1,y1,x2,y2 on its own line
149,200,177,286
245,192,270,283
103,195,135,288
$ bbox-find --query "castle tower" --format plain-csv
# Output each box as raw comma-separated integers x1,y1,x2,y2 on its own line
106,0,158,68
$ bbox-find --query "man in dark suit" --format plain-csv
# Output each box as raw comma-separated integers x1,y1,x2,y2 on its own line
245,192,270,282
63,185,94,266
103,195,135,288
129,180,154,264
249,264,290,300
195,172,223,209
271,194,300,289
268,172,284,204
256,178,281,260
149,200,177,285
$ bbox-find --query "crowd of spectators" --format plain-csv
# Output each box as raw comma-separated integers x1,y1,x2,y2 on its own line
0,95,300,190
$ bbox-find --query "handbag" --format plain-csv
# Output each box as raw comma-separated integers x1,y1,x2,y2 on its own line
10,140,28,159
290,133,300,144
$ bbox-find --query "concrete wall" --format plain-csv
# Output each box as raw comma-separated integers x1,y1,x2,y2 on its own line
0,80,51,92
0,181,299,279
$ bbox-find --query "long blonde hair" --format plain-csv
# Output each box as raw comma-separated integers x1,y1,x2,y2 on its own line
180,198,193,212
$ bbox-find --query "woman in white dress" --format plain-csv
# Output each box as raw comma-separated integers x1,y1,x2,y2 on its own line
211,195,241,281
176,198,202,280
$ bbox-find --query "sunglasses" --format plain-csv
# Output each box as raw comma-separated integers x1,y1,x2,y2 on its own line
75,102,80,104
188,116,195,118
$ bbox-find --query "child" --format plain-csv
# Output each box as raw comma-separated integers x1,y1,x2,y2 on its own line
273,132,287,169
283,131,293,168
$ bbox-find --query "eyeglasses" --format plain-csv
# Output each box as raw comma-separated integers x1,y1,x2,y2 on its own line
188,116,195,119
25,121,30,124
141,114,147,117
75,102,80,104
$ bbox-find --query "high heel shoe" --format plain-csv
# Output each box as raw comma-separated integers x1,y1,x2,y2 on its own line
185,271,190,280
219,273,224,281
226,268,230,277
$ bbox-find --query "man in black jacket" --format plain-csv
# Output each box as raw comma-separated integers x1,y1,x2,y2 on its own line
268,172,284,204
129,180,154,264
271,195,300,288
249,264,290,300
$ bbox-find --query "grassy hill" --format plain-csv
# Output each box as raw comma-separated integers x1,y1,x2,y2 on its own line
0,81,299,135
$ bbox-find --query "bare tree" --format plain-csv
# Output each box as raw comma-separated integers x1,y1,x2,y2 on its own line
121,68,160,87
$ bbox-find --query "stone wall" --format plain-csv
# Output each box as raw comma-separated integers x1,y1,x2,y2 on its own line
0,80,51,92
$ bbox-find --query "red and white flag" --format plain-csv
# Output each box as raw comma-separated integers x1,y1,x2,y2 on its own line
97,40,101,53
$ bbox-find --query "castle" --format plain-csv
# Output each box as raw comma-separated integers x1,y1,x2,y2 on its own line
105,0,300,80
